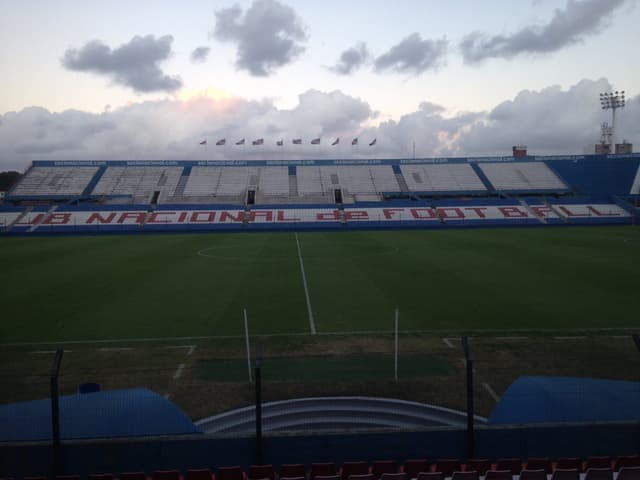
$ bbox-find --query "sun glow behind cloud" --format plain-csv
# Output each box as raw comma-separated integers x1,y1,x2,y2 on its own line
176,87,236,103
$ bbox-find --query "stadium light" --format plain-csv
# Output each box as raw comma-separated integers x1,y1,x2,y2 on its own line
600,90,626,148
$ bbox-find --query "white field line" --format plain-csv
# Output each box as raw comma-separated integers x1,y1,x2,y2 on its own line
442,338,455,349
187,345,196,356
30,350,72,354
4,327,638,347
98,347,132,352
161,345,196,351
173,363,185,379
460,359,476,372
494,336,529,341
295,232,316,334
553,336,588,340
482,382,500,402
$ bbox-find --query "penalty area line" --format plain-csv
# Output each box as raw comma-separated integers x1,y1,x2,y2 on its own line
482,382,500,402
295,232,316,335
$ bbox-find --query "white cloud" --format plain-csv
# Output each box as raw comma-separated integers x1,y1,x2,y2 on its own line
190,46,211,64
61,35,182,92
374,33,448,75
330,43,370,75
460,0,627,63
0,79,636,172
213,0,307,76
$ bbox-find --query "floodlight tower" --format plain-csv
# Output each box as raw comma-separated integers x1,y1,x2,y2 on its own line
600,90,626,149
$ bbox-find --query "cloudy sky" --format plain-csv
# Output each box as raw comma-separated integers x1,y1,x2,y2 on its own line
0,0,638,171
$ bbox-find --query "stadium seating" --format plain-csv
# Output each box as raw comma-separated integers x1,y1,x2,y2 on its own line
478,162,566,192
494,460,522,476
120,473,147,480
153,471,180,480
342,462,370,480
525,459,552,474
519,470,546,480
450,472,478,480
615,456,640,471
549,469,579,480
370,461,397,478
585,457,613,470
310,463,338,479
618,467,640,480
259,167,290,196
400,164,486,192
11,166,98,196
555,458,582,472
484,471,512,480
280,464,307,479
379,473,406,480
88,475,114,480
92,166,182,199
401,460,431,479
416,474,444,480
248,465,275,480
3,155,638,234
218,467,246,480
12,457,640,480
584,468,613,480
186,470,214,480
433,460,461,478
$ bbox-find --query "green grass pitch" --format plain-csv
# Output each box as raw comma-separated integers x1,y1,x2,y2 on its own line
1,226,639,344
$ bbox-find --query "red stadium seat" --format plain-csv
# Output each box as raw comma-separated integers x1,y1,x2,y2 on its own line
556,458,583,472
280,465,307,479
618,467,640,480
248,465,275,480
484,470,512,480
550,469,579,480
371,462,397,479
616,458,640,472
380,474,406,480
120,473,147,480
342,462,370,480
465,460,491,475
416,474,443,480
186,470,214,480
519,470,546,480
451,472,478,480
218,467,245,480
526,459,552,474
89,475,115,480
495,459,522,476
349,475,375,480
311,464,337,480
584,468,613,480
402,460,431,479
153,471,180,480
433,460,461,478
586,458,612,470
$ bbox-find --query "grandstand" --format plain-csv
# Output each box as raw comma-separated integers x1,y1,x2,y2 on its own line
1,153,640,478
1,154,639,234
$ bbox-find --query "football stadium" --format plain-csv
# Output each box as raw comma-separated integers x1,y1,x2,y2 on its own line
1,150,640,477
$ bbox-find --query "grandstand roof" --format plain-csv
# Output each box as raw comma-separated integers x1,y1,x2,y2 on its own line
0,387,201,442
488,376,640,425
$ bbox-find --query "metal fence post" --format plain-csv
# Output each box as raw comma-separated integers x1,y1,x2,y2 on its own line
461,336,475,459
50,349,64,476
255,341,264,465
